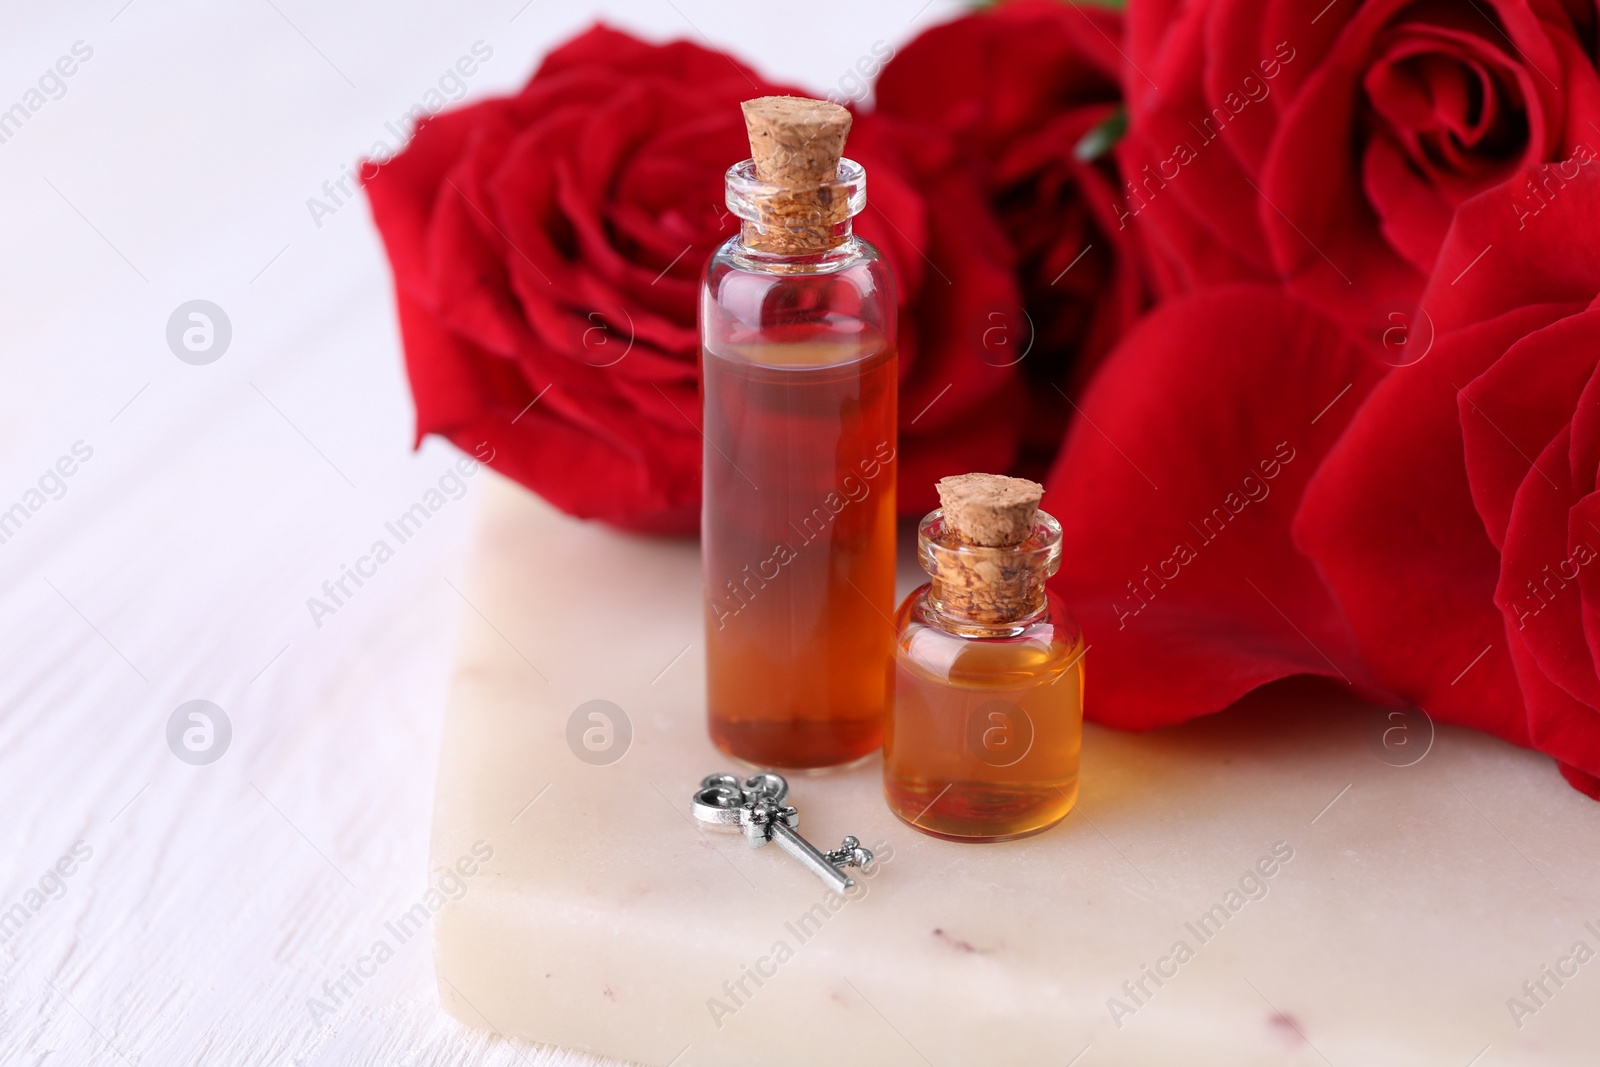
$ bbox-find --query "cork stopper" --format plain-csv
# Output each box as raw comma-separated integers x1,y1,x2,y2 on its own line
925,474,1053,627
936,474,1045,547
739,96,853,255
743,96,851,185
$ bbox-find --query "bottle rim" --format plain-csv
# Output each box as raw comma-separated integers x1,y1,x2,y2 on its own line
917,509,1063,580
724,158,867,225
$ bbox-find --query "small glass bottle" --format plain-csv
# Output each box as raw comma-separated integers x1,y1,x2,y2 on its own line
884,475,1084,841
700,97,897,769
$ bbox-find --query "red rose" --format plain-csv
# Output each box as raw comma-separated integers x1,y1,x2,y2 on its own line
876,0,1143,469
1297,168,1600,797
1043,284,1387,729
364,24,1023,531
1119,0,1600,337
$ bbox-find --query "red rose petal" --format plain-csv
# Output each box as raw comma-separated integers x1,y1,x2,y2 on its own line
1047,286,1384,728
1121,26,1277,280
1559,760,1600,799
1494,423,1600,707
1506,618,1600,778
1565,325,1600,493
1202,0,1281,173
1571,495,1600,690
873,0,1123,155
1421,167,1600,335
1295,308,1559,740
1461,311,1599,549
1361,132,1459,272
1262,40,1433,327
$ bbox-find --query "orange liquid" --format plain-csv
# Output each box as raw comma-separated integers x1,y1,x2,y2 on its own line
883,589,1084,840
702,330,897,768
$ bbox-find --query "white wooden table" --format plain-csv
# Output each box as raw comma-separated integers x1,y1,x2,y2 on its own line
0,3,960,1063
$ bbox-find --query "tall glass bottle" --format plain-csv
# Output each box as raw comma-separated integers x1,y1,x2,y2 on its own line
700,97,897,769
884,475,1085,841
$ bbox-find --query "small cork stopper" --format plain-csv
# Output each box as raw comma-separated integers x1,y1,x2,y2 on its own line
937,474,1045,547
743,96,851,186
740,96,852,255
929,474,1048,625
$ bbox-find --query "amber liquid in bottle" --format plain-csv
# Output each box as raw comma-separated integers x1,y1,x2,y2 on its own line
701,152,897,769
884,506,1083,841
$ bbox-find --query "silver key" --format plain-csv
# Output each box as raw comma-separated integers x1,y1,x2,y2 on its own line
691,772,873,893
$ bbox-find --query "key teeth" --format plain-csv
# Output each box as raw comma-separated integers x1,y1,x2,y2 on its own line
826,835,873,870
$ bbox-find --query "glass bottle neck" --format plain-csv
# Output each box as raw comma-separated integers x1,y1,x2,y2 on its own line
724,157,866,261
918,510,1063,638
737,218,853,255
926,580,1048,638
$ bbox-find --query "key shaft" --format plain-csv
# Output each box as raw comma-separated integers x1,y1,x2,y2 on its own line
771,819,854,893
